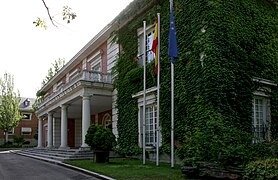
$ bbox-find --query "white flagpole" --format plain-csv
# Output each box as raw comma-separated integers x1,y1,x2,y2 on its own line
171,63,174,168
143,21,146,165
170,0,175,168
156,13,161,166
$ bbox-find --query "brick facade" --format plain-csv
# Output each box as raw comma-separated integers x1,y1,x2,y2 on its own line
0,98,38,145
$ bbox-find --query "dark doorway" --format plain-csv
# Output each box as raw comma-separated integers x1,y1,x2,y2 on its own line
68,119,75,147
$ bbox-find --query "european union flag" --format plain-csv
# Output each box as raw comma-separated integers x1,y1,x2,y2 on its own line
168,3,178,64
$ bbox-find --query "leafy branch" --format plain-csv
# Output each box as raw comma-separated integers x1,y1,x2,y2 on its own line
33,0,77,29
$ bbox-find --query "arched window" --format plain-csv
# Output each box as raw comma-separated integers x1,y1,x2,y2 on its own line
102,113,112,129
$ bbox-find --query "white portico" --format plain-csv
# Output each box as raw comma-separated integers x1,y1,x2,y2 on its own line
36,76,114,149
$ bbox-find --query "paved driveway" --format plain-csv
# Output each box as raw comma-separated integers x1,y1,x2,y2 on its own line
0,151,100,180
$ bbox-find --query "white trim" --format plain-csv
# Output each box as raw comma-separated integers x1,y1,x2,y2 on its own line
68,68,80,81
21,127,32,132
132,87,157,98
253,77,277,87
137,24,155,37
102,113,112,128
87,50,102,63
91,60,102,71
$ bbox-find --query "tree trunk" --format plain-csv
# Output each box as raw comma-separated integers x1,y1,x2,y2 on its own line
4,131,8,144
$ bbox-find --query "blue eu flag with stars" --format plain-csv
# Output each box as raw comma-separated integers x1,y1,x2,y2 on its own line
168,3,178,64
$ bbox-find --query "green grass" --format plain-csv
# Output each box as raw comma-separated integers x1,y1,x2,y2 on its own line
66,158,185,180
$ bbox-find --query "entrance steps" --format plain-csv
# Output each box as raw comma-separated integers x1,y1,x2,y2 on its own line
14,148,93,162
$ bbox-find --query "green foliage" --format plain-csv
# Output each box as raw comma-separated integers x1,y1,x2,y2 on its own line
62,6,77,24
244,158,278,180
85,125,116,151
33,18,47,29
0,73,22,143
250,141,278,159
34,58,65,108
177,106,254,166
114,0,278,165
13,135,25,146
41,58,65,87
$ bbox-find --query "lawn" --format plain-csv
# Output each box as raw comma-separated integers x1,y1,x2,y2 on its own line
66,158,185,180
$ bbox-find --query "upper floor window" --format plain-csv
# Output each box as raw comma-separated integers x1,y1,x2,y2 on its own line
138,25,155,65
22,113,32,120
252,96,270,143
24,98,30,107
87,50,102,81
91,60,102,81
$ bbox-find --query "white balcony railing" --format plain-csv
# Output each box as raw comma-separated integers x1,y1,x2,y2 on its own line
37,70,113,109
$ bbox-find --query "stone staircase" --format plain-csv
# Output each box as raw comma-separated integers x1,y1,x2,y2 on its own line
14,148,94,162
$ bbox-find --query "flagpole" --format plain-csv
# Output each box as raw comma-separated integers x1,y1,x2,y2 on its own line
142,21,146,165
171,62,174,168
169,0,175,168
156,13,160,166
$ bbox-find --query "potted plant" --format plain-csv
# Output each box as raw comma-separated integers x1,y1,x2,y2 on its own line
85,125,116,163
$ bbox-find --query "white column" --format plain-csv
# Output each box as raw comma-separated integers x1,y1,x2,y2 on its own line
81,96,91,148
47,112,53,148
60,105,68,149
37,117,43,148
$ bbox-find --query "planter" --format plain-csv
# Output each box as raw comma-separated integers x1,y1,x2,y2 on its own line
94,150,109,163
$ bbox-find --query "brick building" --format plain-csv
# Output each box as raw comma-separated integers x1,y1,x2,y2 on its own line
0,98,38,146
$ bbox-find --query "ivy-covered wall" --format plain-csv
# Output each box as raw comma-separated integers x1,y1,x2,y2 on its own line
114,0,278,165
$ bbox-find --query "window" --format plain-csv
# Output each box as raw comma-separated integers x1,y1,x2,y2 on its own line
21,127,32,135
145,106,157,146
138,26,155,65
252,96,270,143
91,61,102,81
24,99,30,107
133,87,162,148
8,128,14,135
22,113,32,120
87,50,103,82
102,113,112,129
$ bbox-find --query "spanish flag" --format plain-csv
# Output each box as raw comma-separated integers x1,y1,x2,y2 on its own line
152,16,159,75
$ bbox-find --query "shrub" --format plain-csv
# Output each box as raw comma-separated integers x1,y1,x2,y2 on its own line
85,125,116,151
13,135,25,146
244,158,278,180
250,141,278,159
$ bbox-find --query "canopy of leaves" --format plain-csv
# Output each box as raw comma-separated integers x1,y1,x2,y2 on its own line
0,73,22,135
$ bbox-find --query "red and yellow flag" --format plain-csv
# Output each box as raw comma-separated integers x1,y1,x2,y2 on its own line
152,16,159,75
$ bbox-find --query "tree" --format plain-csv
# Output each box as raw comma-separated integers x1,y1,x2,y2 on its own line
0,73,22,144
41,58,65,87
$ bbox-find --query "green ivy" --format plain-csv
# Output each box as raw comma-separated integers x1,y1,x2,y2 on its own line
114,0,278,165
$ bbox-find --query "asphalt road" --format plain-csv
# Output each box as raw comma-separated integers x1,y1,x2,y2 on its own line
0,151,100,180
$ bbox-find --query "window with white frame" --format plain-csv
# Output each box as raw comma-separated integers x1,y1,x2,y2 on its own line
102,113,112,129
21,127,32,135
252,96,270,143
22,113,32,120
91,61,102,81
145,106,157,146
138,26,155,65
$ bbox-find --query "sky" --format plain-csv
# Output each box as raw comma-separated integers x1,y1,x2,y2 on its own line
0,0,133,98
